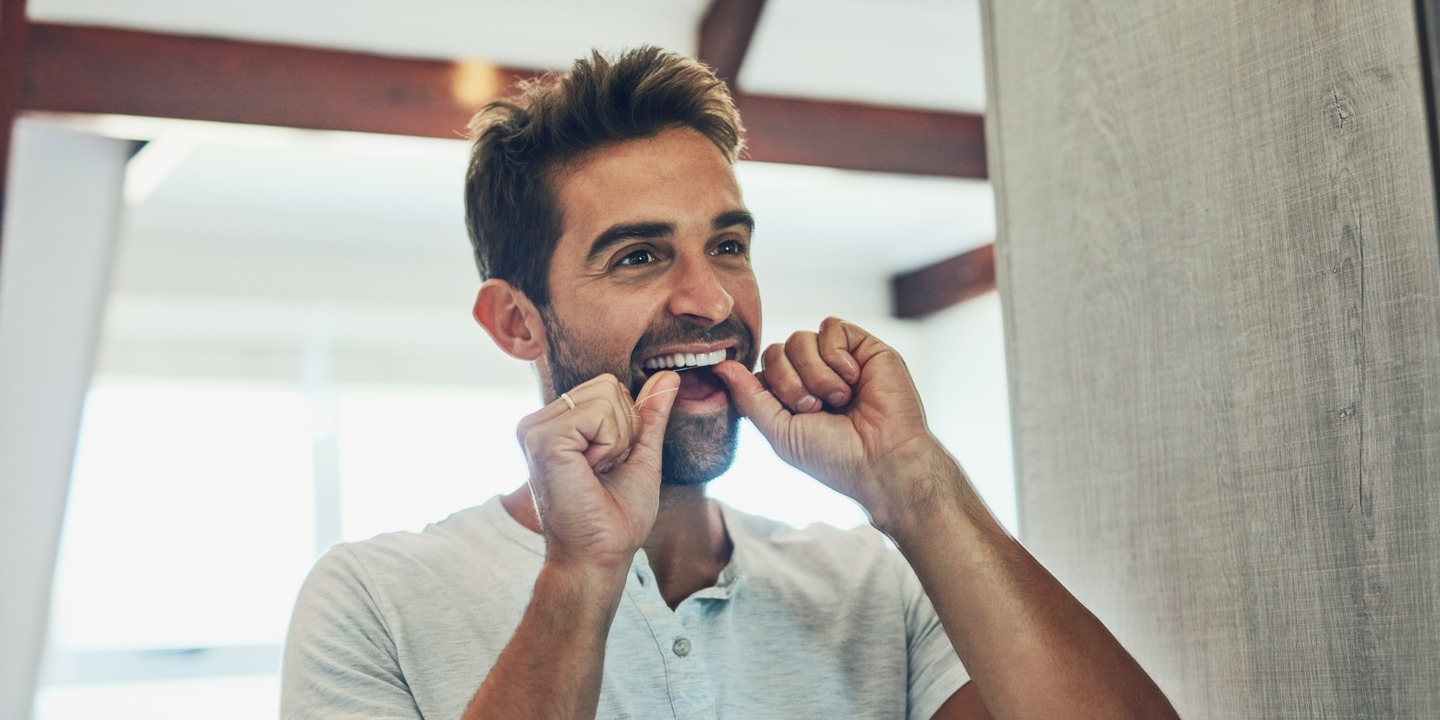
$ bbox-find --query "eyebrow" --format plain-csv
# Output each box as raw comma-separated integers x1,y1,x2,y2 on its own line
713,210,755,235
586,222,675,264
585,210,756,265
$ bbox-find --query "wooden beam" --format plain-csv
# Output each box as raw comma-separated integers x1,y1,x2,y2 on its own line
737,93,987,178
891,243,995,319
21,23,537,139
19,23,987,178
0,0,30,239
698,0,767,87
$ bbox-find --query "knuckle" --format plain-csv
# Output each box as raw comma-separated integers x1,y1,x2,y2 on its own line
760,344,785,368
784,331,817,351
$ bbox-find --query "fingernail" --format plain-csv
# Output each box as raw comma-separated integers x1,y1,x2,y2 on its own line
798,395,820,412
827,391,848,406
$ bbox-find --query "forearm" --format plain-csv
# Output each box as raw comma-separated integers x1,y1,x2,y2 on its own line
462,560,629,720
882,458,1178,720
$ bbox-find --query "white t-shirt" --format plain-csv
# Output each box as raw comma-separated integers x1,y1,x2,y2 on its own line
281,496,968,720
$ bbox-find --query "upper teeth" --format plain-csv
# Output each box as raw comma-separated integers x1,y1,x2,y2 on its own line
643,349,727,370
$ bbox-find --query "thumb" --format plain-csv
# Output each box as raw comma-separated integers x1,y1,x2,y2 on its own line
712,360,793,445
627,370,680,467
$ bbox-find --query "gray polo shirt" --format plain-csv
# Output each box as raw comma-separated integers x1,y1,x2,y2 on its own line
281,496,968,720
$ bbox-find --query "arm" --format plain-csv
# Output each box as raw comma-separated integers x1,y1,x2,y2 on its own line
462,371,679,720
714,317,1177,720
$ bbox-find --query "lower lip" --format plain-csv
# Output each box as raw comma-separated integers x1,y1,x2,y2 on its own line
676,388,728,411
671,376,730,413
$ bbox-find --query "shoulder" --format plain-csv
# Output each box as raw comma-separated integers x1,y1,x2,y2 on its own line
306,497,537,605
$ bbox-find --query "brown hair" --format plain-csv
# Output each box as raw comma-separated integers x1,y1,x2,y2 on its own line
463,46,745,308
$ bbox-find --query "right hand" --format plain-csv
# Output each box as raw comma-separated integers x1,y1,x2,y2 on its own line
516,371,680,571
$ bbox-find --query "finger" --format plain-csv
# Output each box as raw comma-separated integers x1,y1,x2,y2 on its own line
817,316,862,385
712,360,793,444
580,376,637,472
759,341,823,413
521,375,633,473
625,370,680,472
785,329,854,409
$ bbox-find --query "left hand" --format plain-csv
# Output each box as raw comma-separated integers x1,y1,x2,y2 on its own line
713,316,959,530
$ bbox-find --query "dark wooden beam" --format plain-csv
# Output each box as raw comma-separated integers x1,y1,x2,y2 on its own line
737,93,987,178
698,0,767,87
891,243,996,319
0,0,30,239
20,23,986,179
21,23,537,139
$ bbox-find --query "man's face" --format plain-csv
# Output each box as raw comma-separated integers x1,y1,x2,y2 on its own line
540,127,761,485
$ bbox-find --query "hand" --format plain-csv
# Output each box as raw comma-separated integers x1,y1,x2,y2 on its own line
713,317,958,532
516,371,680,570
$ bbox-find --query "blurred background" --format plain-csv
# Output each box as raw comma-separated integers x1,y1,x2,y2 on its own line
6,0,1010,717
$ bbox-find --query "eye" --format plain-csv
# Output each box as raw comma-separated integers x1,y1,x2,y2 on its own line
713,239,746,256
616,248,657,267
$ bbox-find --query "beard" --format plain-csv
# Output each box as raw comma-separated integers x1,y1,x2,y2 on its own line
542,309,756,486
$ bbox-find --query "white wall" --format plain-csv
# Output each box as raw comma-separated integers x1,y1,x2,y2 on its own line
0,122,128,720
912,291,1015,534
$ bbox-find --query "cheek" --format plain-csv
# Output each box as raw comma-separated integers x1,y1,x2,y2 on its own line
561,305,649,366
728,276,762,319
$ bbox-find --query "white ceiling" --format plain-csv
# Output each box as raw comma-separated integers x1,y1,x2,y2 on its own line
25,0,995,386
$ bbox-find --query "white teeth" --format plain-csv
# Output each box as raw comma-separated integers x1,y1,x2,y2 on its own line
642,349,729,370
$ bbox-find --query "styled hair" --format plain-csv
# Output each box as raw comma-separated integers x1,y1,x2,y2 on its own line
463,46,745,308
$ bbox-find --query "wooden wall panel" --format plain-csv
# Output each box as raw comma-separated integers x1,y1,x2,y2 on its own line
983,1,1440,717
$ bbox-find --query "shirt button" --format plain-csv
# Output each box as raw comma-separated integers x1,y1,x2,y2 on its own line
672,637,691,657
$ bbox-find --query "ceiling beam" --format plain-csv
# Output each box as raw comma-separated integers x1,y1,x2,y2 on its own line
19,22,986,178
21,23,536,139
0,0,30,237
698,0,768,87
891,243,996,319
737,94,986,178
17,21,994,313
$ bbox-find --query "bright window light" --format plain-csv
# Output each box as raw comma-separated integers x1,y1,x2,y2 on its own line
52,386,315,651
34,675,279,720
710,422,869,530
335,390,539,542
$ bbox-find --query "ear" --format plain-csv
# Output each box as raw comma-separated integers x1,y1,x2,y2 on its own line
473,279,546,361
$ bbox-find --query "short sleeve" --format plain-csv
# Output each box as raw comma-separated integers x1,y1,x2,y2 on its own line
281,545,423,720
894,553,970,720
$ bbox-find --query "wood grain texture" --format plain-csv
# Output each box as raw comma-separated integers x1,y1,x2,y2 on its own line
983,1,1440,717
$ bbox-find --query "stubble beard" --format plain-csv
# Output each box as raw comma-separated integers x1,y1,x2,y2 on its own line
541,309,753,486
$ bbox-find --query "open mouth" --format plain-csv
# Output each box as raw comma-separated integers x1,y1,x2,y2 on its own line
642,349,728,372
639,348,734,404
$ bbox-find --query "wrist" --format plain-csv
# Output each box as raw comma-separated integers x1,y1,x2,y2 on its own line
543,548,636,586
864,438,962,534
533,555,633,621
867,446,1002,550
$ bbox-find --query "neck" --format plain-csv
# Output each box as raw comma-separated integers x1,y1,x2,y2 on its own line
501,482,731,609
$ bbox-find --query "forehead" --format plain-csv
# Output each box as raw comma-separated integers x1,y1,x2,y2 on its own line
550,127,745,251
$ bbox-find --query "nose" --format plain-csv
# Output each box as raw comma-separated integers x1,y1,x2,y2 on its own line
666,255,734,325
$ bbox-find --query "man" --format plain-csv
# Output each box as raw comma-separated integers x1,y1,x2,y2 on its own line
281,47,1178,719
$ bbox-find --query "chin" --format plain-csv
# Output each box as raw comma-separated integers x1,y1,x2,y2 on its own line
660,410,740,485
